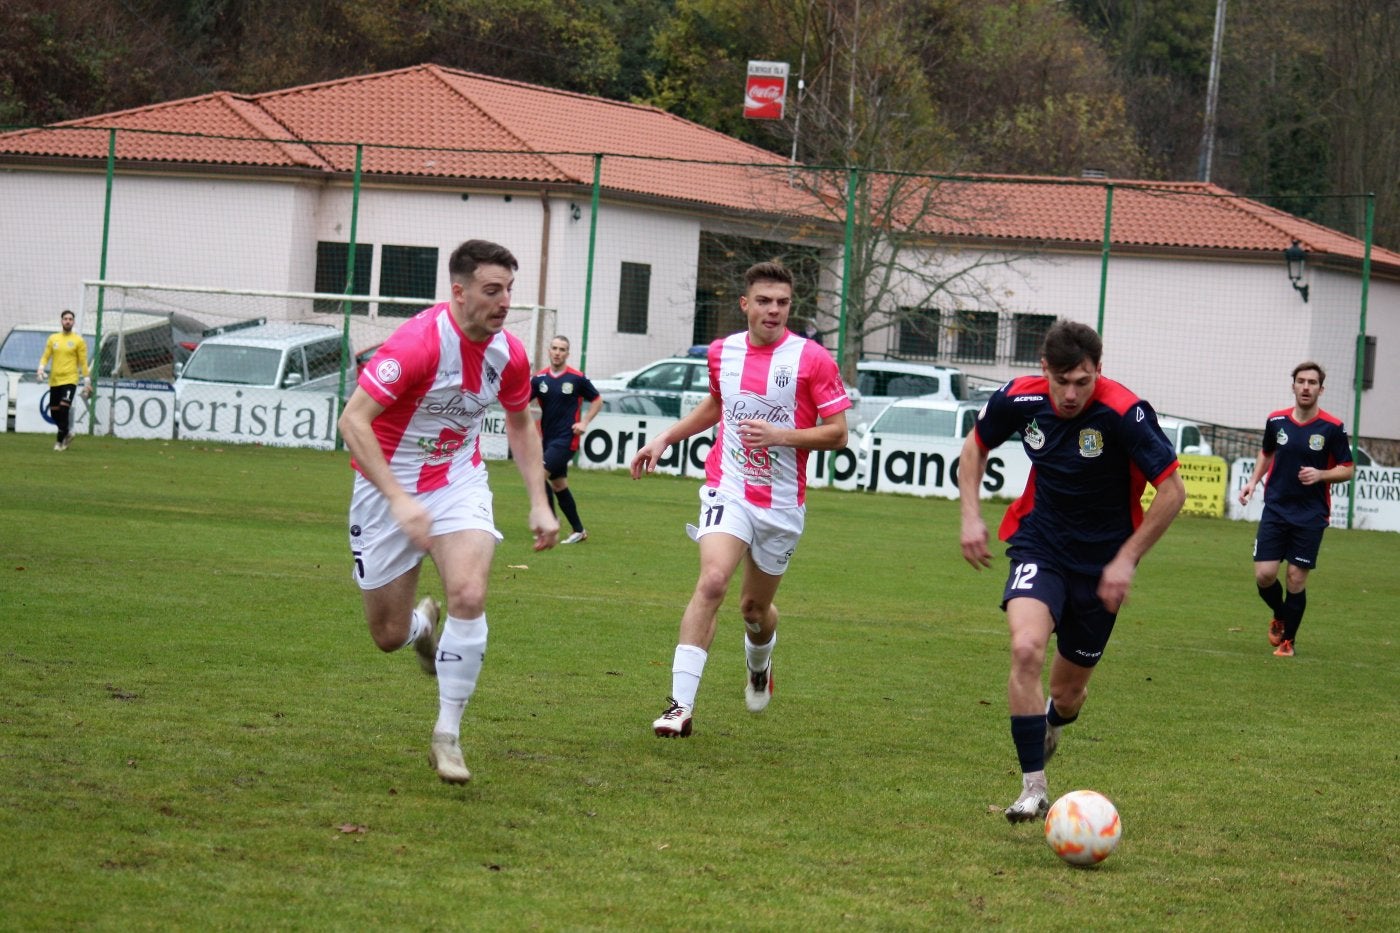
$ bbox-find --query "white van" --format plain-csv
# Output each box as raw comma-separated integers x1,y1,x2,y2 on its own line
175,322,347,395
1,309,208,429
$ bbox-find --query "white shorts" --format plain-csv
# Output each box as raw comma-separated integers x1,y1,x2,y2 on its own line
348,473,502,590
691,485,805,576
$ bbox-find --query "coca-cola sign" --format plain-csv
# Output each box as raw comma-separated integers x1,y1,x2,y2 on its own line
744,61,788,120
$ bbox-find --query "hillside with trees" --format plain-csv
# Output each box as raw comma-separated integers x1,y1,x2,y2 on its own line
2,0,1394,247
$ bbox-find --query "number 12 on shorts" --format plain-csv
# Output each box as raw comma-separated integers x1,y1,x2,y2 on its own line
1011,562,1038,590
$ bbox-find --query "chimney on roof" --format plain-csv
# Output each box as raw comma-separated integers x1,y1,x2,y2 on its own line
1081,169,1107,179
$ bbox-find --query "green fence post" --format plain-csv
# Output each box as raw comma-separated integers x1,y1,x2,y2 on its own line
334,144,363,452
1097,183,1113,336
91,128,117,435
1347,193,1375,529
579,154,602,373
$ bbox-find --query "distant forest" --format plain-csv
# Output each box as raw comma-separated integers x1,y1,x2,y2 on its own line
3,0,1395,246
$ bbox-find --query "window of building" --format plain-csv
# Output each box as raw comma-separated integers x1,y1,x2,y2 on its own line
954,310,999,364
1013,313,1056,364
898,307,941,358
379,245,439,317
314,242,373,315
618,262,651,334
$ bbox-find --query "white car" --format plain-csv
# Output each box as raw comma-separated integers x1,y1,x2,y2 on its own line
855,397,984,487
595,350,863,423
855,359,967,425
175,322,347,395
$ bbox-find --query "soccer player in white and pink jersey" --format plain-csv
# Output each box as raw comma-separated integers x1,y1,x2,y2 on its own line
630,261,852,737
338,239,558,784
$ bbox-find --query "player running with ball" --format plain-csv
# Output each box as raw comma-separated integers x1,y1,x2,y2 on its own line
959,320,1185,822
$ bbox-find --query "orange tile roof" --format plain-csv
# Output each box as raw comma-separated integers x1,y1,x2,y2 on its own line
2,63,1394,273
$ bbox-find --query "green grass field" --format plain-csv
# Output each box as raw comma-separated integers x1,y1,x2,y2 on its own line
2,434,1396,930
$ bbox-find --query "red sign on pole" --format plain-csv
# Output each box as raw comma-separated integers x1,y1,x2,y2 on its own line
744,61,789,121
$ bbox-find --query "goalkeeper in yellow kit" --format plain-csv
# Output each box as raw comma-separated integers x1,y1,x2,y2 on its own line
36,309,91,450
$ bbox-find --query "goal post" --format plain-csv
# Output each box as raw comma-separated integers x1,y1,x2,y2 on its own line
75,280,556,447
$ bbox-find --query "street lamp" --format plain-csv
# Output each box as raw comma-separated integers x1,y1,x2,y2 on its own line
1284,238,1310,303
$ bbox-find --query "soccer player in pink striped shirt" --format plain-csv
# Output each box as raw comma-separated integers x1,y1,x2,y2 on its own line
630,261,852,737
339,239,558,783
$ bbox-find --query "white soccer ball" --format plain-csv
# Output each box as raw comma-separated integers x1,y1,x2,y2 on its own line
1044,789,1122,866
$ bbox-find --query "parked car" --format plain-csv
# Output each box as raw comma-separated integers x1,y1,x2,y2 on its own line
598,393,669,416
855,359,967,424
594,348,863,422
1,309,212,429
175,322,349,395
854,397,984,487
1158,416,1213,456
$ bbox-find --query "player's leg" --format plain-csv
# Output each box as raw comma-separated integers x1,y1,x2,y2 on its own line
423,528,496,782
738,554,783,712
349,478,438,662
1004,593,1056,822
545,443,587,542
1252,515,1288,646
1276,525,1321,655
736,504,801,713
50,385,72,447
654,488,751,737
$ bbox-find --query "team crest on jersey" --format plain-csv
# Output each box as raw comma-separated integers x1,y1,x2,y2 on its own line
1276,428,1289,446
536,380,548,394
1024,418,1046,450
485,363,499,385
376,358,402,384
773,365,793,389
1078,428,1105,458
1309,434,1325,450
562,382,574,395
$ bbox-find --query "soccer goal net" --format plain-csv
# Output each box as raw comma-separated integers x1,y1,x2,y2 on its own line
76,280,556,448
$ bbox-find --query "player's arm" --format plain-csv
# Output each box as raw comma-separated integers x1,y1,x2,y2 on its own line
958,431,994,570
574,395,603,435
1299,458,1354,486
1238,449,1274,505
37,337,53,379
630,394,722,477
1099,469,1186,612
337,387,433,550
738,409,847,452
504,405,560,550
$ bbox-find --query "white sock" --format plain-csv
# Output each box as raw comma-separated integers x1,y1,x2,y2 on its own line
434,614,487,737
671,644,708,709
399,606,432,651
744,631,776,674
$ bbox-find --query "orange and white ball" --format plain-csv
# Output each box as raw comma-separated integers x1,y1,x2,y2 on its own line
1044,790,1122,866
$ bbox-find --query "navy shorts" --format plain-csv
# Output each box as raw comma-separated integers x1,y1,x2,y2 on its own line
1253,511,1325,569
542,440,575,478
1001,554,1117,668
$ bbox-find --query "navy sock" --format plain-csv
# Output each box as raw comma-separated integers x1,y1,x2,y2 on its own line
1281,589,1307,641
555,487,583,534
1258,580,1284,615
1011,715,1047,773
1046,700,1078,728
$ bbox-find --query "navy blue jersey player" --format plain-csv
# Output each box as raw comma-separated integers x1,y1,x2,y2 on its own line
959,320,1185,823
1237,362,1354,658
530,336,602,544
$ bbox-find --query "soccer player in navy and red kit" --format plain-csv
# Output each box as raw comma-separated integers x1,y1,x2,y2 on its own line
630,261,851,738
1237,362,1354,658
959,321,1185,822
531,335,602,544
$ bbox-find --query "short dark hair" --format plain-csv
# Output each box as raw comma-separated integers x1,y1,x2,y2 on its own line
60,309,75,320
448,239,518,282
550,335,570,348
1292,361,1326,386
1041,320,1102,373
744,260,793,291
